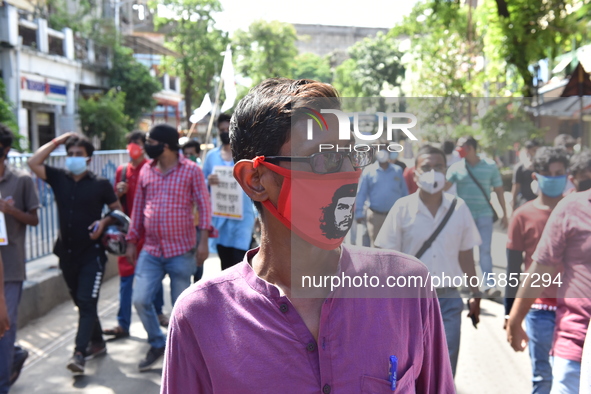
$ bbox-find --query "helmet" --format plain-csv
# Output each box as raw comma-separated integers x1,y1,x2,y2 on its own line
101,210,131,255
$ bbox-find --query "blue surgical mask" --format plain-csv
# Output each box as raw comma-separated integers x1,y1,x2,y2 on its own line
65,157,88,175
536,174,567,198
389,152,399,160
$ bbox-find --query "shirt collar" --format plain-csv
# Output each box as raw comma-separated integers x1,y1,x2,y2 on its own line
0,166,13,183
413,191,453,217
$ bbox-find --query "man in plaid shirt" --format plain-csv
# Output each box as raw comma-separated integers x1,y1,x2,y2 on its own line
125,124,212,372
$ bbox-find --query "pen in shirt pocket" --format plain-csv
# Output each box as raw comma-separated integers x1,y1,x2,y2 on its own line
389,355,398,391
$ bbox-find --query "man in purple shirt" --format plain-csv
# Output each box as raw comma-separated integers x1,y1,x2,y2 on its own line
162,78,454,393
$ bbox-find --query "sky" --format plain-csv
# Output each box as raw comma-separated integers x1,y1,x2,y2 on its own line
214,0,421,34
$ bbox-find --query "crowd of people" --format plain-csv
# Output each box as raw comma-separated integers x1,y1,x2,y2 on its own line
0,77,590,393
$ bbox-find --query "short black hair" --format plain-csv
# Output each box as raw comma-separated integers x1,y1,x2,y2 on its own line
126,130,146,145
231,78,340,163
217,113,232,126
442,140,455,155
532,147,569,174
65,134,95,157
231,78,340,211
415,145,447,168
525,139,540,150
569,151,591,176
182,140,201,154
0,123,14,148
462,136,478,150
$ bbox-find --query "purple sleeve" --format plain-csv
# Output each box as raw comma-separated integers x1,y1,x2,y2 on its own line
416,296,455,393
161,296,212,394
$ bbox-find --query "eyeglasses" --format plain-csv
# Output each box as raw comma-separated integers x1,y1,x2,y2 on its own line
265,151,374,174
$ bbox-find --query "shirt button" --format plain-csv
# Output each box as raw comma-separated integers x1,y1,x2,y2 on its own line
322,384,331,394
306,342,316,352
279,303,288,313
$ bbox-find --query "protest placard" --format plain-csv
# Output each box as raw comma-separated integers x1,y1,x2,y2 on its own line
211,166,243,220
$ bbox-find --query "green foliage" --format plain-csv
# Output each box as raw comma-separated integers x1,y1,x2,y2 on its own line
152,0,228,122
478,0,591,96
110,46,161,129
478,99,542,154
0,79,24,152
392,2,478,97
78,89,129,150
398,0,591,98
333,32,405,97
232,20,298,85
46,0,92,33
291,53,332,83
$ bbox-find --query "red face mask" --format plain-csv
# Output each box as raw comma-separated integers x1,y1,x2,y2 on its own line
253,156,361,250
127,143,143,160
456,146,467,158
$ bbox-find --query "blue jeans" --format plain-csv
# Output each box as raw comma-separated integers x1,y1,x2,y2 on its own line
438,291,463,377
474,215,494,288
117,274,164,332
525,309,555,394
551,356,581,394
133,250,195,349
0,281,22,394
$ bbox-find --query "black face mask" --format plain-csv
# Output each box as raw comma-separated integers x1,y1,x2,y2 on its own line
144,143,165,159
220,133,230,145
578,179,591,192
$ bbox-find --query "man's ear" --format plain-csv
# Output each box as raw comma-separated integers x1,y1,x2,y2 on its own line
234,160,269,203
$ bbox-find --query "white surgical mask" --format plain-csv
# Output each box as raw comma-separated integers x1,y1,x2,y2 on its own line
417,170,446,194
376,151,389,163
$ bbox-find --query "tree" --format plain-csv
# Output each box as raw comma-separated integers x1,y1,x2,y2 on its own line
478,0,591,96
78,89,129,150
332,32,405,97
153,0,228,123
291,53,332,83
110,45,161,129
391,2,478,98
0,79,24,151
232,20,298,85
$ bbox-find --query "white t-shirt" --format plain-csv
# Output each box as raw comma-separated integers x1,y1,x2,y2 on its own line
375,192,481,283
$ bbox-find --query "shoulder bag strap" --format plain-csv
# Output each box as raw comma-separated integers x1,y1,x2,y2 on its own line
415,197,458,259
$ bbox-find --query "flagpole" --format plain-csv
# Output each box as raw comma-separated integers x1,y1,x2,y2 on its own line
201,75,224,160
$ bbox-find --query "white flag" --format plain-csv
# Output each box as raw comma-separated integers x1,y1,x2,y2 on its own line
220,45,237,113
190,93,212,124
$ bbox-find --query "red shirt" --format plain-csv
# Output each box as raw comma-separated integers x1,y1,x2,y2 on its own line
115,159,147,277
403,166,418,194
115,159,148,216
127,156,213,258
507,201,557,308
532,190,591,362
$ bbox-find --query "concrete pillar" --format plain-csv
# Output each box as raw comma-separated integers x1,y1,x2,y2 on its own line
0,4,19,47
164,73,170,91
36,18,49,53
30,107,39,151
62,27,74,60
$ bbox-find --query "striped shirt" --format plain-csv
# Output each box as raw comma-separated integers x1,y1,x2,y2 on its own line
446,157,502,219
127,156,212,258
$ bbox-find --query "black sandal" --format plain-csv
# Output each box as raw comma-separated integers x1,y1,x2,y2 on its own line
102,326,130,339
